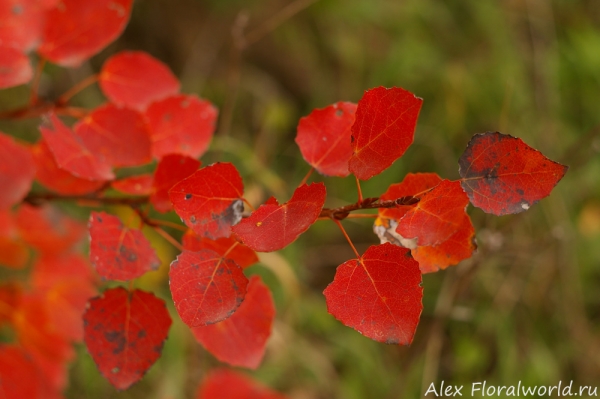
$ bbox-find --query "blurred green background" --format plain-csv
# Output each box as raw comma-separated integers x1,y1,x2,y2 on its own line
4,0,600,398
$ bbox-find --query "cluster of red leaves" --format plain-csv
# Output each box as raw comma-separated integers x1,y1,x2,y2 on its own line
0,0,568,396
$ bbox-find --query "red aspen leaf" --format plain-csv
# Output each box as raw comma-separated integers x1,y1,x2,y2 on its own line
182,230,258,269
74,104,152,168
83,287,172,390
151,154,200,213
397,180,470,247
169,249,248,327
89,211,160,281
348,87,423,180
0,132,35,209
0,210,29,269
323,243,423,345
0,345,43,399
37,0,133,67
15,204,85,255
99,51,180,111
0,0,57,51
0,283,21,326
459,131,568,215
40,114,114,181
0,45,33,89
32,140,106,195
412,214,476,274
197,369,289,399
111,174,153,195
379,172,443,221
295,101,357,176
169,162,244,239
146,94,218,159
191,276,274,369
232,182,326,252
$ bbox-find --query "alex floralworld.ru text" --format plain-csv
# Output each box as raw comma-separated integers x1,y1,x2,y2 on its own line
425,380,598,396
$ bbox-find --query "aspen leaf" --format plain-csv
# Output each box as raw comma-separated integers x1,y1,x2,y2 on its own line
151,154,200,213
182,230,258,269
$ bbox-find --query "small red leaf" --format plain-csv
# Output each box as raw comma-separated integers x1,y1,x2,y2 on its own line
459,132,568,215
192,276,274,369
0,45,33,89
197,369,289,399
169,162,244,239
0,345,43,399
182,230,258,269
99,51,180,111
37,0,133,67
111,174,154,195
145,94,217,159
397,180,470,246
40,114,114,181
151,154,201,213
89,212,160,281
0,132,35,209
295,101,357,176
83,287,172,390
412,215,476,274
169,250,249,327
32,140,106,195
74,104,152,168
323,243,423,345
348,87,423,180
379,172,443,221
232,182,326,252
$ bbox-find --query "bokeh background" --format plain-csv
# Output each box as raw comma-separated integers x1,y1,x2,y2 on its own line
2,0,600,398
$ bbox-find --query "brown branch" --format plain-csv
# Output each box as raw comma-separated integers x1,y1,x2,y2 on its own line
319,196,419,220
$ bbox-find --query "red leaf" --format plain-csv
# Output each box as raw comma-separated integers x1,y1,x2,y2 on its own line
0,345,43,399
32,140,106,195
192,276,274,369
197,369,289,399
170,162,244,239
0,132,35,209
0,282,21,326
151,154,200,213
459,132,568,215
89,211,160,281
99,51,180,111
83,287,172,390
397,180,470,246
74,104,152,168
37,0,133,67
0,45,33,89
15,203,85,255
0,209,28,270
232,183,326,252
323,243,423,345
412,215,476,274
348,87,423,180
40,114,114,181
111,174,153,195
295,101,357,176
169,250,248,327
0,0,56,51
145,94,217,159
379,172,443,221
182,230,258,269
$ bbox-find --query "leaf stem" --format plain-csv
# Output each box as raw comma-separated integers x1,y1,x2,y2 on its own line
29,58,46,106
355,176,363,203
333,219,360,259
57,74,99,105
299,167,314,186
153,226,184,252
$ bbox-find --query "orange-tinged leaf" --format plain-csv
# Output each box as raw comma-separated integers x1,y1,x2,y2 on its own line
397,180,469,246
378,172,442,221
192,276,274,369
323,243,423,345
0,345,43,399
89,212,160,281
232,183,326,252
146,94,217,159
83,287,172,390
197,369,289,399
348,87,422,180
295,101,357,176
459,132,568,215
74,104,152,168
111,174,154,195
0,45,33,89
170,162,244,239
0,210,28,269
40,114,114,181
0,132,35,209
182,230,258,269
37,0,133,67
151,154,200,213
169,250,248,327
100,51,180,111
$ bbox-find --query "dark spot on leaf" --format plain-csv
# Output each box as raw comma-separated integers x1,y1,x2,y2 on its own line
137,330,147,339
335,109,344,117
185,193,192,200
104,330,126,355
190,215,196,224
